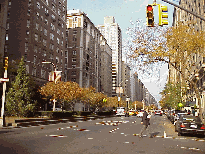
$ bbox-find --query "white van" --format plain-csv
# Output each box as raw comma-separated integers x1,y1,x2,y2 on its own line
116,107,125,116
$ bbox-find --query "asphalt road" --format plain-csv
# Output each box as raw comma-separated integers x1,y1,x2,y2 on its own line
0,114,204,154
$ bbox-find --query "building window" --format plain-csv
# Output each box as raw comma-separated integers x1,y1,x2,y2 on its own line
45,0,49,5
44,19,48,25
57,28,60,35
72,58,76,62
50,44,54,50
73,30,77,34
26,30,29,35
73,35,77,41
36,12,40,19
37,2,40,9
51,23,55,31
45,8,48,13
72,64,76,68
34,45,37,53
58,9,61,16
57,38,60,44
27,9,31,16
73,50,76,55
25,42,28,52
24,54,28,62
34,55,37,64
56,47,59,53
36,23,40,30
71,78,76,82
32,68,36,76
51,14,55,19
35,34,38,41
56,56,59,63
50,33,54,40
44,29,47,36
52,4,56,12
6,34,8,40
41,69,46,79
27,20,30,28
62,31,64,38
73,17,78,22
62,5,65,12
71,71,76,76
43,39,47,46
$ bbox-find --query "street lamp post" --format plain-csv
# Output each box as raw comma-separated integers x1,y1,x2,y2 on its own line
42,61,57,111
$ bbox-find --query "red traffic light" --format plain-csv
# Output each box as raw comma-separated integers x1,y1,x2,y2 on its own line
147,5,153,11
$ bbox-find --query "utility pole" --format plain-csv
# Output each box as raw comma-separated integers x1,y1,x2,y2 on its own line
42,61,61,111
161,0,205,21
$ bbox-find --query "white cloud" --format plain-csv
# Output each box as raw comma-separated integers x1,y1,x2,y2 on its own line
140,0,150,7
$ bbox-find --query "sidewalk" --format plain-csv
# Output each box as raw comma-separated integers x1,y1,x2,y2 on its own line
0,117,49,127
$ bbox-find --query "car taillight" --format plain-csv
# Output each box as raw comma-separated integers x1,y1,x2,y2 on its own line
180,123,185,128
173,113,175,115
116,111,117,113
155,112,156,114
124,111,125,113
201,124,205,130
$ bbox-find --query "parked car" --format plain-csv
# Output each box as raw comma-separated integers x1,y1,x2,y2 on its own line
173,112,188,125
170,110,182,124
175,115,205,136
154,110,162,116
116,107,125,117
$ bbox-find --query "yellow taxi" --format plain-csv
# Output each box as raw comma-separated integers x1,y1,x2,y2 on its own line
129,110,137,116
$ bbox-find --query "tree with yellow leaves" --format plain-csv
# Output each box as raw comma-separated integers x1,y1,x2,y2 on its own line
126,20,205,120
40,81,82,111
131,101,143,110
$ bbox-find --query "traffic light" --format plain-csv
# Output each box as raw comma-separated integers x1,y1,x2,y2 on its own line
146,5,154,27
4,57,8,69
158,4,168,26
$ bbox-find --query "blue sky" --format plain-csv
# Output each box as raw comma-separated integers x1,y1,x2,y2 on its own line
67,0,179,102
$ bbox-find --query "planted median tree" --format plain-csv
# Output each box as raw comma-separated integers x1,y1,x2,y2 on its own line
5,57,36,117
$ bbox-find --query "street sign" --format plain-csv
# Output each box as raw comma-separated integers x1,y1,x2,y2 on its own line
0,78,9,82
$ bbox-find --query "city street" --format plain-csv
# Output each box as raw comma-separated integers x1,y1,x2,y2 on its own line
0,114,204,154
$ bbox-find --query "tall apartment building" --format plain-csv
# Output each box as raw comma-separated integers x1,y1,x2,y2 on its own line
131,73,144,102
172,0,205,113
2,0,67,84
96,16,122,97
121,61,131,101
100,40,112,97
0,0,8,62
66,9,112,95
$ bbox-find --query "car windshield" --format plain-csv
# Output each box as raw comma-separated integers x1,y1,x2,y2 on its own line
182,116,201,122
117,107,125,109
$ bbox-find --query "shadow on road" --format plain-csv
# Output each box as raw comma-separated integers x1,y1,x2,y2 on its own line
149,131,160,137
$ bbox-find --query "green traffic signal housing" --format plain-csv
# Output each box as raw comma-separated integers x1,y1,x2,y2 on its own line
158,4,168,26
146,5,154,27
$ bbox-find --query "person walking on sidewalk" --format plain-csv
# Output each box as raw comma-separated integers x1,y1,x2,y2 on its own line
139,109,150,138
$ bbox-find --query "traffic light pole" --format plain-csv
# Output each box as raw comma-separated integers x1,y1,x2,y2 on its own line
161,0,205,21
1,57,9,127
